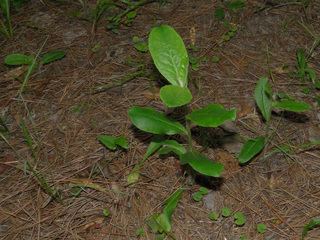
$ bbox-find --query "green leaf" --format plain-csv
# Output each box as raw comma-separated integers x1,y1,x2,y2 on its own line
102,208,111,217
302,218,320,239
155,188,184,233
257,223,267,234
127,170,140,185
148,25,189,87
297,49,307,71
238,136,266,164
4,53,33,65
41,50,65,64
226,0,245,11
132,36,148,53
198,186,209,195
214,7,225,21
180,151,224,177
208,211,219,221
160,85,192,108
234,212,246,226
135,227,145,237
98,135,129,150
186,104,236,128
273,99,311,113
157,140,186,156
128,106,187,135
254,77,272,122
192,192,203,202
221,207,232,217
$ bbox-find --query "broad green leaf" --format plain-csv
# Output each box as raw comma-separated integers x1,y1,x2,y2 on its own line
148,25,189,87
254,77,272,122
257,223,267,234
160,85,192,108
128,106,187,135
98,135,128,150
41,50,66,64
302,218,320,239
234,212,246,226
179,151,224,177
273,99,311,112
186,104,236,128
238,136,266,164
296,49,307,71
221,207,232,217
4,53,33,65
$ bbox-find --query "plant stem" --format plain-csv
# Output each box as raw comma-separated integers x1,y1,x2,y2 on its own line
185,121,193,151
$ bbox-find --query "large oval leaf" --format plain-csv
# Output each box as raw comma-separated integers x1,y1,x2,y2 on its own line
238,136,266,164
148,25,189,87
4,53,33,65
273,99,311,112
186,104,236,128
160,85,192,108
180,151,224,177
254,77,272,122
128,106,187,135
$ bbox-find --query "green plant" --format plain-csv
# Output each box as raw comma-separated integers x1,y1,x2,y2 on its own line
146,188,183,239
221,207,232,217
102,208,111,217
302,218,320,239
234,211,246,226
257,223,267,234
0,0,13,37
132,36,148,52
208,211,219,221
192,186,209,202
127,25,236,183
237,77,311,164
4,49,65,93
98,134,128,150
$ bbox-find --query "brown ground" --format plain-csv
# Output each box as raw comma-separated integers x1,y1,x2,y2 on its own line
1,0,320,239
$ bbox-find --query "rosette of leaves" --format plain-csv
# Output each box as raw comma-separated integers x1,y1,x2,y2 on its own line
127,25,237,183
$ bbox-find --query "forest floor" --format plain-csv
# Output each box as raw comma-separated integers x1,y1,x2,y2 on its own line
0,0,320,239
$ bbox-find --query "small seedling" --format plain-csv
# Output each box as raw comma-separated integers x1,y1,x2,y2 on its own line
296,49,317,83
102,208,111,217
302,218,320,239
226,0,246,12
257,223,267,234
208,211,219,221
4,50,66,93
132,36,148,53
221,207,232,217
127,25,236,183
238,77,311,164
135,227,145,237
192,186,209,202
146,189,183,239
234,211,246,226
